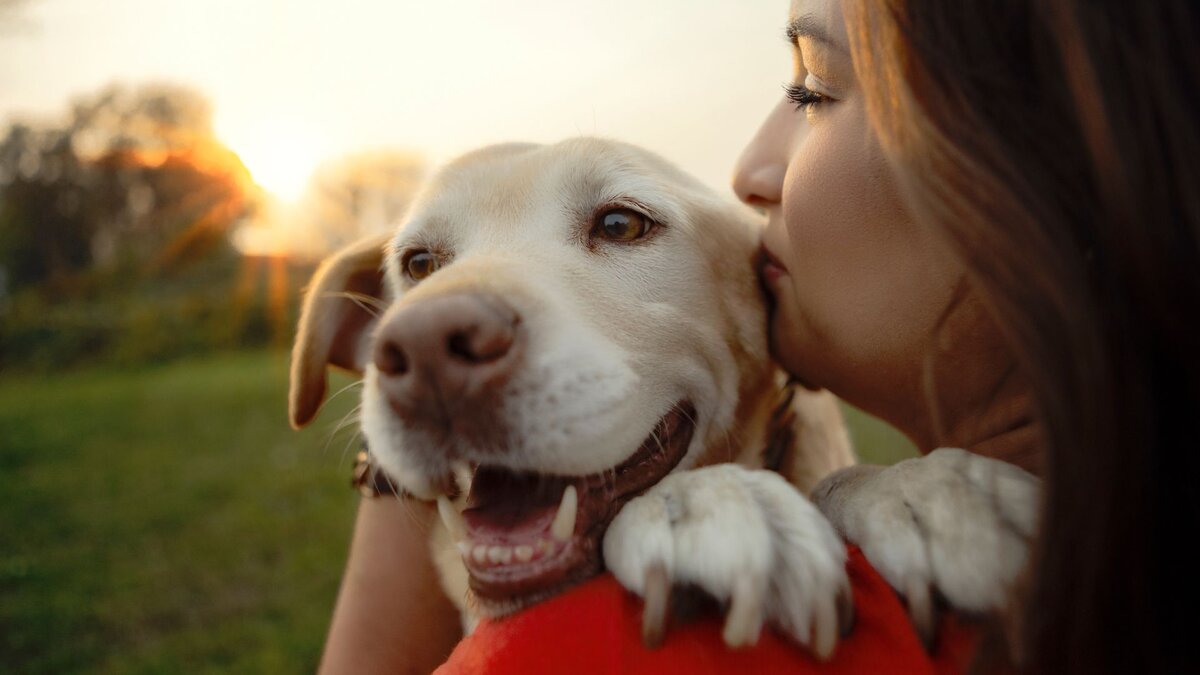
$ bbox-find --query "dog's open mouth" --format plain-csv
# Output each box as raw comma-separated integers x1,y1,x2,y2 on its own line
442,402,696,608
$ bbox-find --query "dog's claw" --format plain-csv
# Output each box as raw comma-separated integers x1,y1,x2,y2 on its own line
641,563,670,649
811,585,838,661
604,465,850,660
837,582,856,637
722,575,765,648
906,574,937,649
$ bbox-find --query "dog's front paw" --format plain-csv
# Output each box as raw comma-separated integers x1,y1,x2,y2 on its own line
812,448,1040,645
602,464,852,659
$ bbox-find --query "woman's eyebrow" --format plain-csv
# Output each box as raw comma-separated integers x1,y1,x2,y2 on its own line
784,15,848,54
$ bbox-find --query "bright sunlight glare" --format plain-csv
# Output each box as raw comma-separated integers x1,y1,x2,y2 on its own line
223,120,328,203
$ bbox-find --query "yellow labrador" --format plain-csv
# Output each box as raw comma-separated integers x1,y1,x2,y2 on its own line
289,138,1037,657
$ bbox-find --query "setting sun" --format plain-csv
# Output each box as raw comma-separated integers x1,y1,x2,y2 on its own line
224,120,328,203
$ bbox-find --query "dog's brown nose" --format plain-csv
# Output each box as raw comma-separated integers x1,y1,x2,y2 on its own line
373,293,522,426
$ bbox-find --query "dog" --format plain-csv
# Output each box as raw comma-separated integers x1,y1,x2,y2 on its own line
289,138,1039,659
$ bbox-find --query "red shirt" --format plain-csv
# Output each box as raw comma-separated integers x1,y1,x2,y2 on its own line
437,546,979,675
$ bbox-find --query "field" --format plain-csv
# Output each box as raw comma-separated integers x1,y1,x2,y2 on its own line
0,350,913,673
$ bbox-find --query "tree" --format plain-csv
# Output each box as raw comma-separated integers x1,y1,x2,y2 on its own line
0,123,93,288
306,150,425,253
0,83,254,292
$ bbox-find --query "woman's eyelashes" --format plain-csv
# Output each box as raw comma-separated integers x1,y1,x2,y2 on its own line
784,82,832,112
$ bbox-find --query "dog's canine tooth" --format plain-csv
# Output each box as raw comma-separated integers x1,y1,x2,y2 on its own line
514,545,534,562
437,496,466,540
551,485,578,541
473,545,489,564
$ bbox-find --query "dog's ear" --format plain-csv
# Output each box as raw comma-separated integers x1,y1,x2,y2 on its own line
289,233,390,429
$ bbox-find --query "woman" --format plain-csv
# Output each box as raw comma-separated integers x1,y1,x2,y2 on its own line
321,0,1199,672
741,0,1196,671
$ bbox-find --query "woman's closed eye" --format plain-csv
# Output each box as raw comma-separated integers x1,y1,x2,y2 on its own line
784,82,833,113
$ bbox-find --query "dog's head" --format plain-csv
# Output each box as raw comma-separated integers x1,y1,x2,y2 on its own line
291,138,773,610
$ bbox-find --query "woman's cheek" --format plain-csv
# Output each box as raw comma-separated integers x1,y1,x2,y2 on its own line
775,100,956,381
779,112,884,351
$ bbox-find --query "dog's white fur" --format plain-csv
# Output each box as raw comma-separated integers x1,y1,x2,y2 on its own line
290,137,1038,656
292,138,857,654
813,448,1040,644
605,464,851,654
358,140,796,494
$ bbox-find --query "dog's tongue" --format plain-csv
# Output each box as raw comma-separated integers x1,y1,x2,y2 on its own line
463,467,577,545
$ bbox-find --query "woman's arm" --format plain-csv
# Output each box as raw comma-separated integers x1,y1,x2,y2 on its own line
319,497,463,675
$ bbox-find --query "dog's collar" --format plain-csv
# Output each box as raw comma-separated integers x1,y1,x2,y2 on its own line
351,445,404,498
762,383,798,474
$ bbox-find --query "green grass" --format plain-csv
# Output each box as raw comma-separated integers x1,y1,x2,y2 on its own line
0,351,913,673
842,404,918,466
0,351,362,674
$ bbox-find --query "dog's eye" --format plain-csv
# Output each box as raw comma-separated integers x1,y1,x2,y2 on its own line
593,208,652,242
403,250,439,281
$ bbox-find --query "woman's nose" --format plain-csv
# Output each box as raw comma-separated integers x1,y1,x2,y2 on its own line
732,158,785,207
732,99,792,207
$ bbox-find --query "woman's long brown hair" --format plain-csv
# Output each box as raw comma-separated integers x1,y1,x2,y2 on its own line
848,1,1199,672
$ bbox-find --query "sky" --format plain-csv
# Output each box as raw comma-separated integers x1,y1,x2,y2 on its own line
0,0,790,200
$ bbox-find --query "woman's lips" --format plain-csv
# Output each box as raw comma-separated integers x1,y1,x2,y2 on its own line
759,246,789,289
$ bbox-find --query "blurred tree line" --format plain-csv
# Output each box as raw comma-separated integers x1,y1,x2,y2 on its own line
0,83,247,291
0,82,425,372
306,150,425,254
0,83,270,370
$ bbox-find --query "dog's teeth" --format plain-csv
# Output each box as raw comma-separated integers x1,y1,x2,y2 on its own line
437,496,465,540
472,545,489,564
456,541,471,557
551,485,578,541
451,461,473,494
487,546,512,564
514,545,534,562
537,539,555,556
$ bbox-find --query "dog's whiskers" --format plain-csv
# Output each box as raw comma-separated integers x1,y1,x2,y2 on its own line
650,429,668,465
393,487,432,534
338,428,364,469
322,403,364,457
325,379,365,406
330,403,364,438
678,406,699,429
319,404,364,472
323,290,386,317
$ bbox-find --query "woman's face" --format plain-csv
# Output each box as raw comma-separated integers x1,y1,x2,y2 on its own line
733,0,964,432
